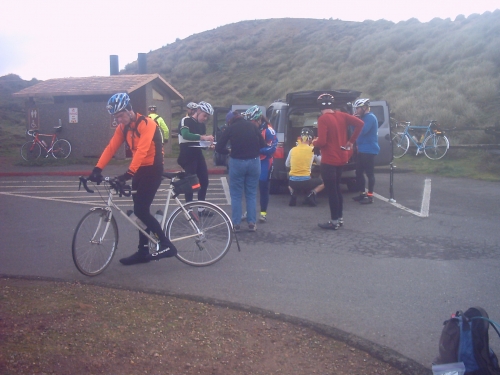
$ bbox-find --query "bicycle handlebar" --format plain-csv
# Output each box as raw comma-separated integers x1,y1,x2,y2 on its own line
78,176,132,197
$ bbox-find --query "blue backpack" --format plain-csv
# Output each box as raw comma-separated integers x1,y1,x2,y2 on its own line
434,307,500,375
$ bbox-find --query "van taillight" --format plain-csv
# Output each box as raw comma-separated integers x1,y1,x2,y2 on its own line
274,142,284,159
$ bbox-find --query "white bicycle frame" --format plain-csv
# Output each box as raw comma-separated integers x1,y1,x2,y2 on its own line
90,180,204,249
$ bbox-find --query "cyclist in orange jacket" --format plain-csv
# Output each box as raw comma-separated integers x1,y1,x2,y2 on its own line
88,93,177,265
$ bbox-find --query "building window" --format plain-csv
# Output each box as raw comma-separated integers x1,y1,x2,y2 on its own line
152,89,164,101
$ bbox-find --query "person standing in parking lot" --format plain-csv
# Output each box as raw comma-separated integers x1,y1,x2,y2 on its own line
148,105,169,144
243,105,277,223
313,93,364,230
177,102,198,134
177,101,214,205
352,98,380,204
215,110,266,232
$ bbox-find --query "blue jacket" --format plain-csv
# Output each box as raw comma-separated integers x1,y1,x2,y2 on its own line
356,112,380,155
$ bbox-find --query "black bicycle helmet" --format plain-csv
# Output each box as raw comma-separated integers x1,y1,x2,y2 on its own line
317,93,335,109
300,127,314,141
148,105,157,112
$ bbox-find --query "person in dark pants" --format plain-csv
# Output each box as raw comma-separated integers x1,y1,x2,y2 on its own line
352,98,380,204
312,93,364,230
88,93,177,265
177,101,214,207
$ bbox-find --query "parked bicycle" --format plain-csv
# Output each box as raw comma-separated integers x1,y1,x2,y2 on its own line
72,171,238,276
392,120,449,160
20,125,72,161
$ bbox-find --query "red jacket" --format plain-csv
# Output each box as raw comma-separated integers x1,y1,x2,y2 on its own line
313,111,364,166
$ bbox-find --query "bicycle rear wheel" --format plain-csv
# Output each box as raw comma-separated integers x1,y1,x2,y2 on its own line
167,201,232,266
72,208,119,276
392,133,409,158
51,139,72,159
423,134,449,160
21,141,41,161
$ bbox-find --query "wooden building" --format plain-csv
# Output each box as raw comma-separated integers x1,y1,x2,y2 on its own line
13,74,183,158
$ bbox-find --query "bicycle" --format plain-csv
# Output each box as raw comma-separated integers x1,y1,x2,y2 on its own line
392,120,449,160
20,125,72,161
72,172,239,276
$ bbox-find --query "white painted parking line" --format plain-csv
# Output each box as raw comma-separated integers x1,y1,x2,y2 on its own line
0,177,230,207
221,176,231,205
373,178,431,218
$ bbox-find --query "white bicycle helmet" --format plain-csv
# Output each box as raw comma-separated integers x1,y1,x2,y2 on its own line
186,102,198,109
107,93,131,115
197,101,214,115
243,105,263,121
353,98,370,108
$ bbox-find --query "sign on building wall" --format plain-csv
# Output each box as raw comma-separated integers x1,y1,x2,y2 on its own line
28,108,39,129
69,108,78,123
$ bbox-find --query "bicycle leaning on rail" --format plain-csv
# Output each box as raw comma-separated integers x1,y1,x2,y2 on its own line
391,120,449,160
20,125,72,161
72,172,239,276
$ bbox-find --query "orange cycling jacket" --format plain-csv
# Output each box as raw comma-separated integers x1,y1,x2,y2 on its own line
96,113,164,176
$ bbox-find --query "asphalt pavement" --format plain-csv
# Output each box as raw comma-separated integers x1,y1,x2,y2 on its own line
2,158,500,375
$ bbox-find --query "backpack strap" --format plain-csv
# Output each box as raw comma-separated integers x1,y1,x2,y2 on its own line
471,316,500,339
122,115,147,138
150,114,160,127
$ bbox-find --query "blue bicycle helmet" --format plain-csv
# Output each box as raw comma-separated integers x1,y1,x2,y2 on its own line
107,93,131,115
243,105,262,121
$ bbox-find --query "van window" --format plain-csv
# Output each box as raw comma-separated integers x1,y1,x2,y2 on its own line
268,109,281,129
370,106,385,128
289,111,319,129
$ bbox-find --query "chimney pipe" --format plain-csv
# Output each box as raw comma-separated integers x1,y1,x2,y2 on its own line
110,55,119,75
138,53,147,74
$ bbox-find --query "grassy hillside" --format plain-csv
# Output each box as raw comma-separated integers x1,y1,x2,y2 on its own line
1,15,499,178
0,74,40,156
122,13,500,146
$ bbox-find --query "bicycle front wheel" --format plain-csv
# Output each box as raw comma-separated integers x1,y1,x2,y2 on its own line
392,133,409,158
423,134,449,160
72,208,119,276
21,141,41,161
167,201,232,266
51,139,72,159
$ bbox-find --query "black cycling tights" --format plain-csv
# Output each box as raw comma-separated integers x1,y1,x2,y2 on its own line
320,164,343,221
179,152,209,203
356,153,376,193
132,166,170,248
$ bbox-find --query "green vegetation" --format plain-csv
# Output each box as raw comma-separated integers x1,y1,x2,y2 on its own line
1,14,499,180
125,14,500,131
393,148,500,181
0,74,40,157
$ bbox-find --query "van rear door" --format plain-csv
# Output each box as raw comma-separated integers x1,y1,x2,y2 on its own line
370,100,393,166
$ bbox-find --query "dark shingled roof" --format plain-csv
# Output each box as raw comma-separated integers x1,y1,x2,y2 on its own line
12,74,183,100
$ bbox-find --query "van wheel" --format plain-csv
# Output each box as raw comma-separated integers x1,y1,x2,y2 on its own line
346,179,358,192
269,180,282,195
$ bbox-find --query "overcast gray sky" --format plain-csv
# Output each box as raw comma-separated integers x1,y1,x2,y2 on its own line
1,0,498,80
